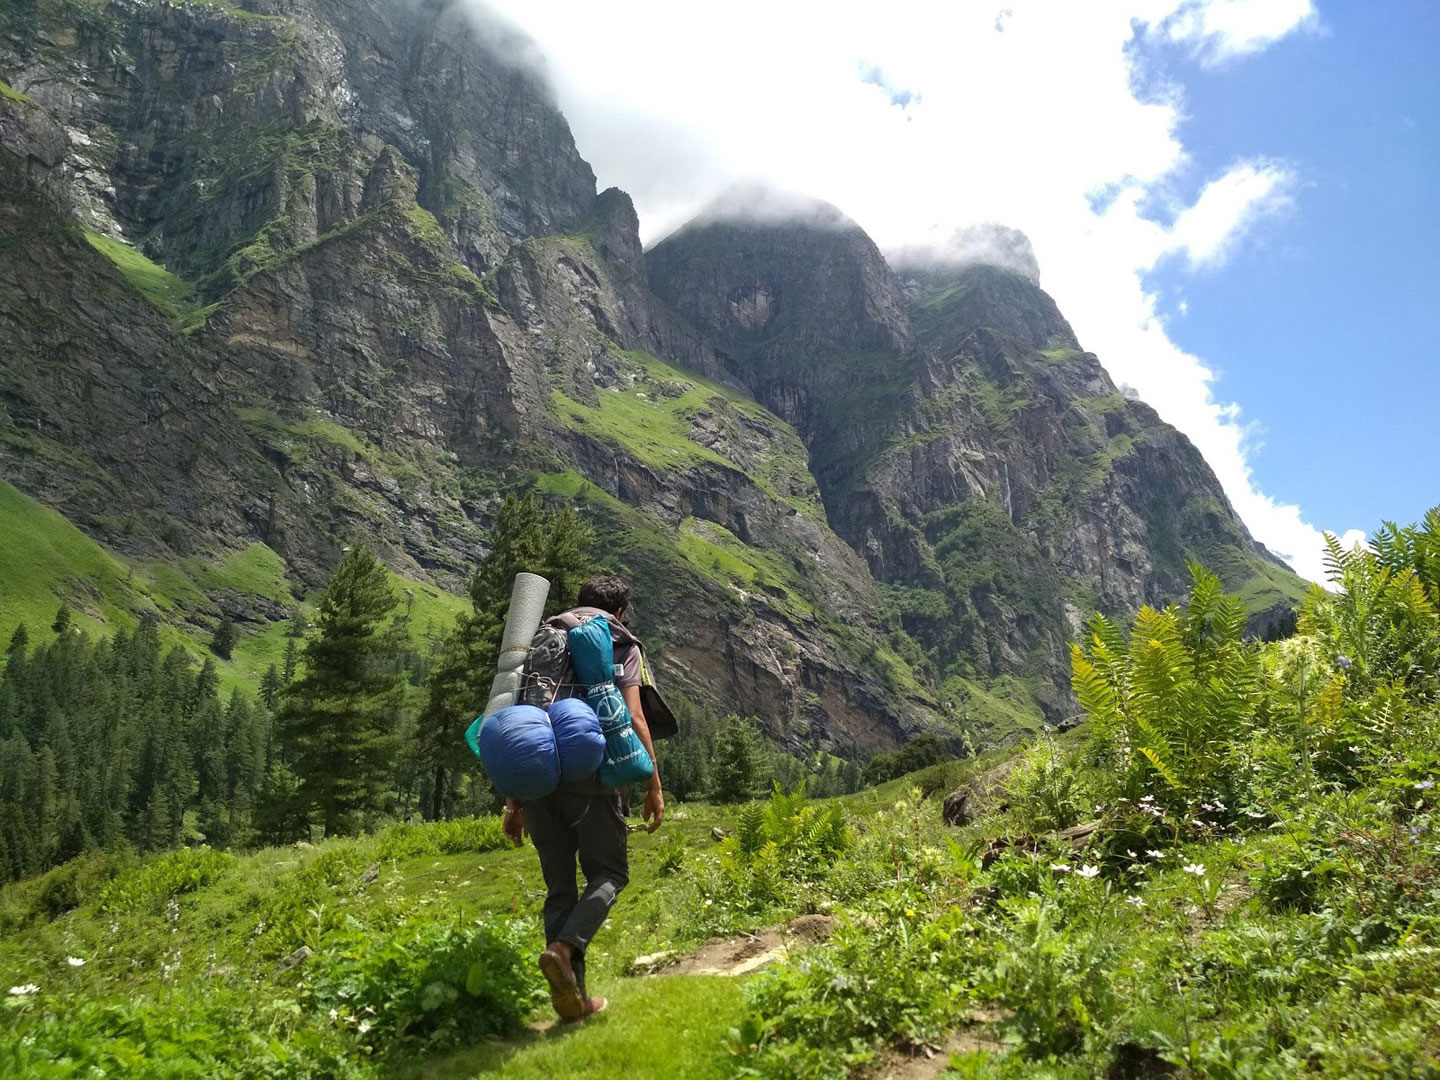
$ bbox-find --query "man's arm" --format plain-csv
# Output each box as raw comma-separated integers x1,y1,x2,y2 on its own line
502,797,525,845
623,683,664,833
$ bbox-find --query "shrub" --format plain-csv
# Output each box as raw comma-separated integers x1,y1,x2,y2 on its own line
306,915,545,1051
1002,738,1092,835
736,900,967,1080
374,816,507,860
97,847,234,915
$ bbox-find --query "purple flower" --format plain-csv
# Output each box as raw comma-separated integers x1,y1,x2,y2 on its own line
1415,780,1435,791
1336,654,1353,670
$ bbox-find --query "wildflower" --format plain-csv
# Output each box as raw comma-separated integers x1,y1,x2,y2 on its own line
1243,809,1266,819
1348,746,1363,754
1126,895,1145,907
1337,654,1353,670
904,909,916,918
329,1008,339,1021
1145,849,1164,858
65,957,85,967
703,899,713,907
8,984,39,996
1140,805,1163,817
1212,800,1226,811
1182,863,1206,876
1076,865,1100,879
1191,820,1206,828
1416,780,1436,791
1050,863,1071,873
831,973,851,991
357,1020,372,1035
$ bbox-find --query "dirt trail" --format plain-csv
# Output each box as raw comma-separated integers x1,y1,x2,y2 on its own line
872,1010,1011,1079
629,914,836,977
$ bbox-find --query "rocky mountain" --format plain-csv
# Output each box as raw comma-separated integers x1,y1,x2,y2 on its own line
0,0,1303,755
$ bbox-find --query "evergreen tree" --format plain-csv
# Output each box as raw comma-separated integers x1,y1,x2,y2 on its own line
210,617,237,660
417,495,593,819
282,639,298,683
259,664,282,710
286,609,309,638
712,716,759,803
51,604,71,635
277,545,408,837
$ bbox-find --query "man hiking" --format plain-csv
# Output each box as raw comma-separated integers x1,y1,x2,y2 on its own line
501,574,665,1022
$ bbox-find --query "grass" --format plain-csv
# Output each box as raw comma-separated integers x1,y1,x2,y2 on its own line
0,478,467,695
552,349,818,514
0,78,33,104
83,231,196,318
407,976,746,1080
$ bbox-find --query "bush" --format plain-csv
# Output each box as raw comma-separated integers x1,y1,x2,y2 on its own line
374,816,507,860
97,847,233,914
736,900,967,1080
1001,738,1093,835
306,915,546,1050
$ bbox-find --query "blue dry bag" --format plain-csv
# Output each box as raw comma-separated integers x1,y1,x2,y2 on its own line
548,697,606,783
470,705,559,801
566,619,654,788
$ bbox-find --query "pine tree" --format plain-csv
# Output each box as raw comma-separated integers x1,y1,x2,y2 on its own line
712,716,759,803
259,664,282,710
282,639,298,683
417,495,593,819
210,617,237,660
286,609,310,638
276,545,408,837
51,604,71,635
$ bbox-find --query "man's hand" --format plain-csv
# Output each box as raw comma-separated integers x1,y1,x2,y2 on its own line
502,800,525,846
642,783,665,834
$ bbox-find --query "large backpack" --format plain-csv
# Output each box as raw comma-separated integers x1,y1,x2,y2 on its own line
516,612,678,740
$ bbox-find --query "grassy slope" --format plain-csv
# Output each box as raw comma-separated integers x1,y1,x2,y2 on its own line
0,478,467,694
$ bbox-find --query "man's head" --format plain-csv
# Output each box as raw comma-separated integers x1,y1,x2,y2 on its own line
576,574,632,623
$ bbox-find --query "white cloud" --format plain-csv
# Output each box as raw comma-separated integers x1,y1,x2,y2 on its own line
474,0,1350,582
1154,0,1320,65
1168,161,1295,268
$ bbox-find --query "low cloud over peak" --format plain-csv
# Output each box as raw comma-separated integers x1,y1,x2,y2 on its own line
472,0,1350,583
888,223,1041,282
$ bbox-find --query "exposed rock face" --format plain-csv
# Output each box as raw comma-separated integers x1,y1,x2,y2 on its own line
650,216,1302,722
0,0,1303,751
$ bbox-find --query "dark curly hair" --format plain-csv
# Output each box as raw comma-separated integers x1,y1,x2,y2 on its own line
576,574,632,621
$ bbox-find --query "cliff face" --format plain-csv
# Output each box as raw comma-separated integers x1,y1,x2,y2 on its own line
649,218,1303,721
0,0,1302,749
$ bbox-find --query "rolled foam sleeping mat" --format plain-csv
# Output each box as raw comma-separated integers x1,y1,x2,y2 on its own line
483,572,550,715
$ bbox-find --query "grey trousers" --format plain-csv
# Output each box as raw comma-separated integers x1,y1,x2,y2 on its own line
523,790,629,998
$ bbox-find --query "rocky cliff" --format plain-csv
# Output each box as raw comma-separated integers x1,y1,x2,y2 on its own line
0,0,1303,752
649,203,1303,721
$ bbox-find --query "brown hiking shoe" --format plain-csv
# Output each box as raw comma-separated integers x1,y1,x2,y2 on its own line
538,948,585,1022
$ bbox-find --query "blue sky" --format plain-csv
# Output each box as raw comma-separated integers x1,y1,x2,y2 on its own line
1142,0,1440,533
488,0,1424,578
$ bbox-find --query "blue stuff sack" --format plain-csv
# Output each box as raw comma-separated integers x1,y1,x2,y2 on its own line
548,697,605,783
567,619,654,788
472,704,559,801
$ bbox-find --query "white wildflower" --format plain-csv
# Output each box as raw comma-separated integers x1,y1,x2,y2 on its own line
1050,863,1071,873
65,957,85,967
1212,800,1226,811
8,984,39,996
1182,863,1206,876
1125,895,1145,907
1348,745,1363,754
357,1020,372,1035
703,899,713,907
1076,865,1101,880
329,1008,339,1021
1145,850,1164,858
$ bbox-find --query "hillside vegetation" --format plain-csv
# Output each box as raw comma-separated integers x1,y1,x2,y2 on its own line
3,508,1438,1078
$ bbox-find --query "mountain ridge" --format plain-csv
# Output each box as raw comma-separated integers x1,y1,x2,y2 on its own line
0,0,1304,751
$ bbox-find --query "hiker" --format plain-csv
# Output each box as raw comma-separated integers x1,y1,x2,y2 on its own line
501,574,664,1021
